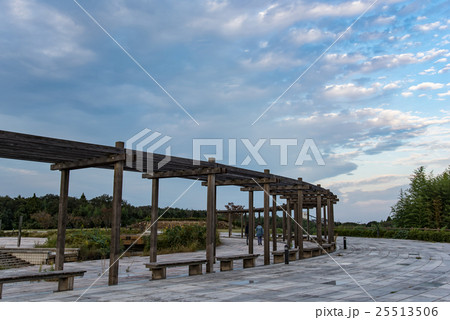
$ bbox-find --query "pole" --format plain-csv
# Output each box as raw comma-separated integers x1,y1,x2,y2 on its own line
55,169,69,271
150,178,159,263
109,141,124,286
248,191,254,254
17,215,23,248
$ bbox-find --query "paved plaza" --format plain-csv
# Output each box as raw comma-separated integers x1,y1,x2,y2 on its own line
1,235,450,302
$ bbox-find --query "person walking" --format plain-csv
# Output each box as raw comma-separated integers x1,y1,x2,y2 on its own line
256,223,264,245
245,223,249,245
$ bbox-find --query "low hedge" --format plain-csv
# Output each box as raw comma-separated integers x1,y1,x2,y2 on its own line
335,227,450,243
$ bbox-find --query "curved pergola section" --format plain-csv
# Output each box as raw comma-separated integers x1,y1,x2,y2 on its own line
0,130,338,284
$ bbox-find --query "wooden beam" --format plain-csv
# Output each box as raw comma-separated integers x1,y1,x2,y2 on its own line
282,205,286,242
51,154,125,171
272,195,277,252
328,199,334,244
316,195,322,246
108,142,124,286
287,199,292,248
298,189,304,259
55,169,69,271
240,182,305,192
144,167,226,179
150,178,159,263
206,159,216,273
323,202,328,240
307,208,310,241
263,180,270,265
294,196,299,248
248,191,254,254
210,177,278,187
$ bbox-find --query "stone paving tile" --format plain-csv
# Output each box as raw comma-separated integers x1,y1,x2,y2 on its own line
1,236,450,301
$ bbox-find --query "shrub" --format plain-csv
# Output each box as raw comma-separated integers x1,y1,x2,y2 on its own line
37,229,112,260
143,224,218,254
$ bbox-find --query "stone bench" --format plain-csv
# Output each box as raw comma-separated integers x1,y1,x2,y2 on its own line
0,269,86,299
302,247,322,258
145,259,207,280
272,248,299,264
216,254,260,271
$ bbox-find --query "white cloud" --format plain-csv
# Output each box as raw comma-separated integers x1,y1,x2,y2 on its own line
290,28,335,46
435,58,447,63
417,16,427,21
324,53,366,64
383,82,400,90
374,15,396,25
419,66,436,75
241,51,302,70
259,41,268,48
360,48,449,73
409,82,444,90
415,21,441,31
438,63,450,74
323,83,377,100
401,91,413,97
437,90,450,97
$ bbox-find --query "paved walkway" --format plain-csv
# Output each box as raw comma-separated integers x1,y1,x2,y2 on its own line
0,237,46,248
1,236,450,301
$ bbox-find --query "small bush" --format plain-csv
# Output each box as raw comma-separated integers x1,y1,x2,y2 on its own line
335,226,450,243
143,224,219,254
37,229,112,260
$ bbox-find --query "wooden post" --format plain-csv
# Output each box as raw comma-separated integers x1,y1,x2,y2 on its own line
316,194,322,246
293,200,298,248
206,158,216,273
240,212,243,238
282,209,286,241
263,181,270,265
17,215,23,248
150,178,159,263
298,189,304,259
213,184,217,258
307,208,310,240
323,203,328,240
258,212,261,224
108,141,124,286
272,195,277,251
228,212,232,238
287,199,292,248
248,191,254,254
55,169,69,271
328,199,334,244
0,219,2,232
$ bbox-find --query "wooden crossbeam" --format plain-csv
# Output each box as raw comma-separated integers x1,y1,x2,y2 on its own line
142,167,226,179
50,154,125,171
240,184,309,192
202,177,278,186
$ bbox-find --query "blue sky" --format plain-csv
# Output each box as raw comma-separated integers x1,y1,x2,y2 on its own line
0,0,449,223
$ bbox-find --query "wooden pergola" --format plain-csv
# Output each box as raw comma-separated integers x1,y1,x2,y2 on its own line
0,130,338,284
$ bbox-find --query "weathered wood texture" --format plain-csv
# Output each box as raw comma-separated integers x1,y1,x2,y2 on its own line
108,141,124,286
248,191,254,254
55,169,69,271
150,178,159,263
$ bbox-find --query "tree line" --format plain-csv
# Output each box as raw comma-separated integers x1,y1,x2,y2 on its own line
0,193,207,230
391,166,450,229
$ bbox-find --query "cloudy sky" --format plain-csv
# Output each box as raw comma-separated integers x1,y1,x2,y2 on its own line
0,0,449,223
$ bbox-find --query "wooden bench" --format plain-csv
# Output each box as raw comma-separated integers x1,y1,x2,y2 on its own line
145,259,207,280
0,269,86,299
272,248,299,264
216,254,260,271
